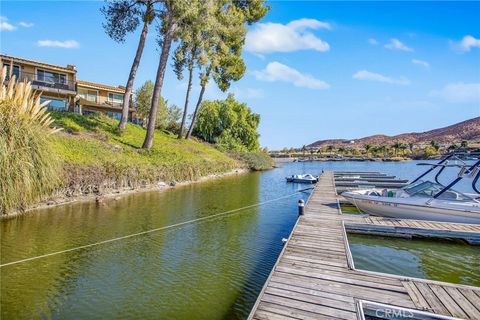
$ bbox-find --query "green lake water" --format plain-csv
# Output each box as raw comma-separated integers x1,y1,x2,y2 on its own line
348,234,480,286
1,161,478,319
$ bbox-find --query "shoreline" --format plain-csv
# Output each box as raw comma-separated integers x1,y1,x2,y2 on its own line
273,157,412,163
1,168,250,220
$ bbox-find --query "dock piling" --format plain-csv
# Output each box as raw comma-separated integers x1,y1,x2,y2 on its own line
298,199,305,216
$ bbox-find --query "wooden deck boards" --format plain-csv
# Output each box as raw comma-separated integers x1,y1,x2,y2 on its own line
342,209,480,245
249,171,480,320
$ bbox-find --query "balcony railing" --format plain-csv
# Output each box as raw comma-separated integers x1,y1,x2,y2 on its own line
105,101,123,108
6,71,75,92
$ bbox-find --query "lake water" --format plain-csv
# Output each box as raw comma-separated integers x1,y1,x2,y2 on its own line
1,161,478,319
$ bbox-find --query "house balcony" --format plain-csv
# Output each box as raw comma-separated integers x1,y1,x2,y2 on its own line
6,71,76,95
77,98,134,114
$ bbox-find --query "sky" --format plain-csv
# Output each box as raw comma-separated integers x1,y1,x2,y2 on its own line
1,1,479,149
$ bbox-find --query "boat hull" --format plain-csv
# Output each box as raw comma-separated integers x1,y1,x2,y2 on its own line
286,178,317,184
342,193,480,224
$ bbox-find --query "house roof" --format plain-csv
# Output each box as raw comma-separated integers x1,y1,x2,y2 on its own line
77,80,126,94
0,53,76,74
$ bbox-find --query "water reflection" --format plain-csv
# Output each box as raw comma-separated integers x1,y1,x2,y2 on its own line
2,161,478,319
1,170,306,319
348,234,480,286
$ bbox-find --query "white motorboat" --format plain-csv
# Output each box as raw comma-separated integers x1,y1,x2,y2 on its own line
286,174,318,184
342,152,480,224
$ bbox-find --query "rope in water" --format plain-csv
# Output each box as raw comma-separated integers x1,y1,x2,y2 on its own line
0,188,313,268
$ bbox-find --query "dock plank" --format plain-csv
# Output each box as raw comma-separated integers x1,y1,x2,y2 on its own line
249,171,480,320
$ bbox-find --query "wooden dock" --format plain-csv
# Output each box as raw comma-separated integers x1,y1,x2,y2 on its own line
249,171,480,320
343,215,480,245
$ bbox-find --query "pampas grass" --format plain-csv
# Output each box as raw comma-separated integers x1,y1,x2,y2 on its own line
0,67,61,214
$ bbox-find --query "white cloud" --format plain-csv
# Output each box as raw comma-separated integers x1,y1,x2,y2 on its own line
37,40,79,48
352,70,410,85
412,59,429,68
19,21,34,28
0,16,16,31
368,38,378,45
453,35,480,52
384,38,413,52
232,87,265,99
430,82,480,104
253,61,330,90
245,18,331,54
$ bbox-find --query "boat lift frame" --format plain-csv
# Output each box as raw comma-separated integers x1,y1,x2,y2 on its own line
410,151,480,199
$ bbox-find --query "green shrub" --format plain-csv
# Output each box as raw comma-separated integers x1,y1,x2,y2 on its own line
230,151,274,171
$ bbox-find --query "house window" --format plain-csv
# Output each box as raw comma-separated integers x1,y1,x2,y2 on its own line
78,88,98,103
40,97,67,111
37,69,66,84
108,93,123,104
106,112,122,120
3,64,21,80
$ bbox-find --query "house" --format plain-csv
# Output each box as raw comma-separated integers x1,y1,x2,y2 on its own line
1,54,77,111
1,53,137,122
76,80,134,120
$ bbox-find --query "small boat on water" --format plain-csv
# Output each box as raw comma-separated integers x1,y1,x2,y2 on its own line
342,152,480,224
286,174,318,184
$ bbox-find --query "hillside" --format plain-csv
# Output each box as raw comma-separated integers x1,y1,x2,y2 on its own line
307,117,480,148
21,111,245,209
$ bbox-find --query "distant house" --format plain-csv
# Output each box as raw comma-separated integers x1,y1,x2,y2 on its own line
1,53,136,122
1,53,77,111
77,80,134,121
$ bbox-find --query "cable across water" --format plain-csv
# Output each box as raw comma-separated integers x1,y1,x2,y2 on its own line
0,188,313,268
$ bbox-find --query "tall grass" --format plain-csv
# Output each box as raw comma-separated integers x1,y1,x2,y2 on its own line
0,67,61,215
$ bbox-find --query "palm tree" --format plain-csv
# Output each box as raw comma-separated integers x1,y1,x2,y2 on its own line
102,0,156,131
364,144,372,157
430,140,440,152
448,144,458,151
301,145,307,156
392,142,402,156
399,143,408,156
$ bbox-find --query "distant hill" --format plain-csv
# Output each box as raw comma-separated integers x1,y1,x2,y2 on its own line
307,117,480,148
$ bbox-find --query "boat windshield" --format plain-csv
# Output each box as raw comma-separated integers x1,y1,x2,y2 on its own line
403,180,473,201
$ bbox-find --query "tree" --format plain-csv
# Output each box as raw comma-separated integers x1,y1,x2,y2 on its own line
364,144,372,157
134,80,168,128
101,0,156,131
448,144,459,151
165,104,182,133
185,0,268,140
172,0,206,139
301,145,307,155
461,140,469,148
193,94,260,151
378,145,389,157
142,0,189,149
392,142,402,156
430,140,440,152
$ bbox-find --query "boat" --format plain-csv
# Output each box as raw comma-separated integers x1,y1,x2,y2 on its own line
286,174,318,184
342,152,480,224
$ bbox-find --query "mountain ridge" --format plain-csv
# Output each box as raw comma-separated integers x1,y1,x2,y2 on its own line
307,117,480,148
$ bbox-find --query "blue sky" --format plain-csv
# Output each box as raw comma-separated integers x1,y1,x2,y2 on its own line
1,1,479,149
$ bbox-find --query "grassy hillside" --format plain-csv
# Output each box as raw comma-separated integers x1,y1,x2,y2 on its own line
49,112,239,195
